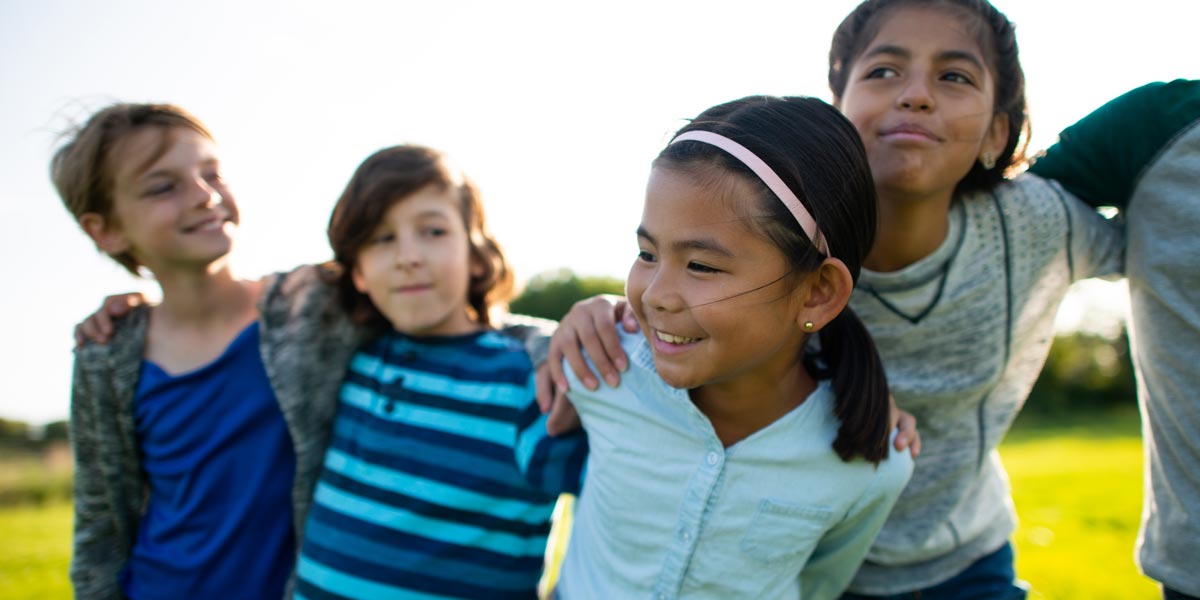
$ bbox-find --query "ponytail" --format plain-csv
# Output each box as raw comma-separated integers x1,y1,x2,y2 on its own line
813,307,891,464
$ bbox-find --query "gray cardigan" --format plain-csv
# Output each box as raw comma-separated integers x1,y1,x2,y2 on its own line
68,263,553,598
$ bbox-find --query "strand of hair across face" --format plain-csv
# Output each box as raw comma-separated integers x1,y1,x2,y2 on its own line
680,268,797,310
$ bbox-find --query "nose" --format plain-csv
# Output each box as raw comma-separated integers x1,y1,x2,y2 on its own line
189,175,221,208
640,268,685,314
896,79,935,112
392,236,423,270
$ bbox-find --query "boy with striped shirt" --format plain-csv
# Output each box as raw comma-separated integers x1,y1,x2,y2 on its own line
294,145,586,600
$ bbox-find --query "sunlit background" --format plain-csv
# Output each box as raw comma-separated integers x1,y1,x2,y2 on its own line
3,0,1197,425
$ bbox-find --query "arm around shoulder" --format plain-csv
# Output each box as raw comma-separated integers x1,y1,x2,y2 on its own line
1029,79,1200,209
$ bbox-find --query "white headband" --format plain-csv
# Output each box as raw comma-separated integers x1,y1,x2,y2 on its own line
671,130,828,255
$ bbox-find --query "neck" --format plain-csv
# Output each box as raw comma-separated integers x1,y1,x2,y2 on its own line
864,186,955,272
690,350,814,447
152,261,258,327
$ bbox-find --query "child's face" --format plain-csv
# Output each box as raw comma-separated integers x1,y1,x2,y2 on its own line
352,184,480,337
99,127,238,274
627,167,807,390
836,5,1008,203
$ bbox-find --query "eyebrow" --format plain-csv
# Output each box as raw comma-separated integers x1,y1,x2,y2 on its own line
137,158,220,183
636,226,735,257
862,44,986,73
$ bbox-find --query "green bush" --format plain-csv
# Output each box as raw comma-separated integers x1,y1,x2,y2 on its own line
1026,332,1137,417
510,270,625,322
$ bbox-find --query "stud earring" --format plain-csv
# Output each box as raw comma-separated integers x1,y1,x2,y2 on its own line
803,321,814,332
980,152,996,170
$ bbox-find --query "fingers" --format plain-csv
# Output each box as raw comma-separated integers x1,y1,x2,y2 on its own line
616,299,640,333
545,387,582,437
581,307,627,388
550,296,630,391
74,310,113,347
74,292,150,348
535,363,554,414
893,411,921,458
559,327,598,391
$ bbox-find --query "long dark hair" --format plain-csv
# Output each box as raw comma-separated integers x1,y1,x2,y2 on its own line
657,96,891,464
828,0,1029,195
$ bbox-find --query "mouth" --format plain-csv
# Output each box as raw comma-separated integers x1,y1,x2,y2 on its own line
650,328,704,356
655,330,700,345
181,216,230,233
879,123,942,142
393,284,433,294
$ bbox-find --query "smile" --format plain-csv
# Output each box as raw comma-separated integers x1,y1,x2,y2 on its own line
182,217,228,233
655,330,700,345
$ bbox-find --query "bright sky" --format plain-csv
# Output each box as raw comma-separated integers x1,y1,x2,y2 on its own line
2,1,1196,425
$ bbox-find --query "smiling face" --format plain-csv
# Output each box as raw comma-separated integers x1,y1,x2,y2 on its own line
351,184,480,337
88,127,238,276
835,5,1008,205
626,166,809,391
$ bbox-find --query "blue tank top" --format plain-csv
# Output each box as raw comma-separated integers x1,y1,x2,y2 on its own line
121,322,296,599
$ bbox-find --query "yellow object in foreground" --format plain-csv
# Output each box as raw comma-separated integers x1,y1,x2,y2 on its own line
539,494,575,599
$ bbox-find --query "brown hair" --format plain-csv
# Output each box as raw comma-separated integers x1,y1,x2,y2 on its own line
326,145,514,330
828,0,1030,196
49,103,214,275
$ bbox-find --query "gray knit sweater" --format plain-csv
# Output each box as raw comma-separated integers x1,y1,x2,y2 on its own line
846,174,1123,594
68,263,553,599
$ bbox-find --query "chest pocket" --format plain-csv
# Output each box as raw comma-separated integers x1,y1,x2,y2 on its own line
740,499,834,568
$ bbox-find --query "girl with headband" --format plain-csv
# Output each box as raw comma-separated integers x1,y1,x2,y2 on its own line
550,95,912,599
547,1,1192,597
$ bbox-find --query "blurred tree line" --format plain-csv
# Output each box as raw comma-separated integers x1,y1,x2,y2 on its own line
506,270,1137,416
0,418,69,452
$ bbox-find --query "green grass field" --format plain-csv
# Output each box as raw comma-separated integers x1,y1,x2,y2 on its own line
1004,409,1157,599
0,410,1159,599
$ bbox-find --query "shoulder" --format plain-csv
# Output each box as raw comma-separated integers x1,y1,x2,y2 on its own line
871,434,915,495
477,329,533,359
261,262,340,312
988,172,1074,214
74,304,150,374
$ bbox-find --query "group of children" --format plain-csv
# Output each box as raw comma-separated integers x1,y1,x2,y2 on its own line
56,0,1198,599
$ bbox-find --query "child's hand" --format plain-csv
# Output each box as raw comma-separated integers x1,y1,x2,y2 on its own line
74,293,148,347
546,295,638,393
889,395,921,458
543,378,582,437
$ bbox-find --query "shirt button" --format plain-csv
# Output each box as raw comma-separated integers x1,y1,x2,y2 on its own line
706,451,720,466
681,530,691,541
658,594,667,600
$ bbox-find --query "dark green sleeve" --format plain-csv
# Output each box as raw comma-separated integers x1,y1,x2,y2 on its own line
1029,79,1200,209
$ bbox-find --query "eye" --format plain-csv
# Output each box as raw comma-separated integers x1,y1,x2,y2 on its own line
637,250,657,264
687,261,721,274
145,181,175,197
368,231,396,245
864,66,898,80
941,71,974,85
202,169,224,184
422,226,448,238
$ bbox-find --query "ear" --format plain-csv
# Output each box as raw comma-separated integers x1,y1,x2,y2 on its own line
78,212,131,256
981,111,1010,165
797,257,854,333
351,263,369,294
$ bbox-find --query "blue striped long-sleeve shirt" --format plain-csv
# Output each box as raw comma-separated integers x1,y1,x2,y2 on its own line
295,329,587,600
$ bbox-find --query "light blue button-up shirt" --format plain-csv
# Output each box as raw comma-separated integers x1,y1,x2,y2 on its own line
557,330,913,599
